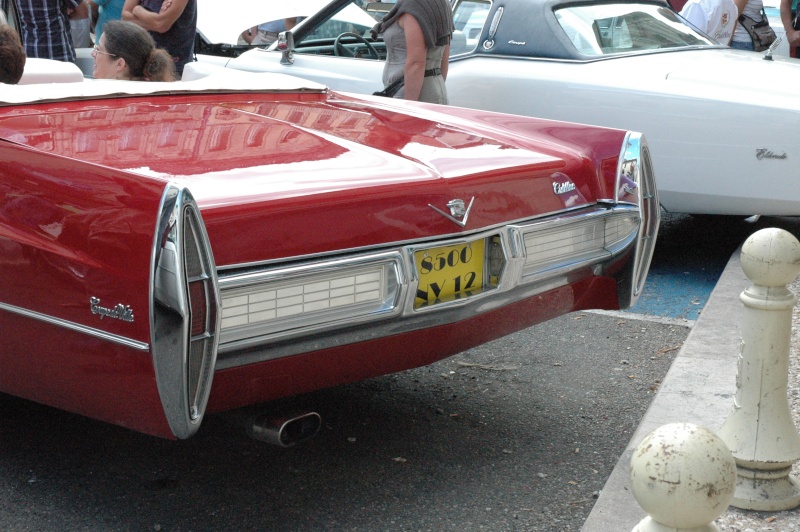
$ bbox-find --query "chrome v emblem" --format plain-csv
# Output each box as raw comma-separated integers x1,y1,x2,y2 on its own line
429,197,475,228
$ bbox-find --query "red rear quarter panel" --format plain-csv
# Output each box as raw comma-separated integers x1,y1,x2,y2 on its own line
0,141,172,436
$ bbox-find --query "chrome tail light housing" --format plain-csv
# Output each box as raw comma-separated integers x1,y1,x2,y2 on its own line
151,185,221,439
614,132,660,308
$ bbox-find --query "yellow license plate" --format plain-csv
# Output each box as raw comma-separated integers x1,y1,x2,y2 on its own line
414,239,485,308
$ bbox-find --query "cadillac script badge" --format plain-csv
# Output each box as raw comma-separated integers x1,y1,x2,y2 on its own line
90,297,134,322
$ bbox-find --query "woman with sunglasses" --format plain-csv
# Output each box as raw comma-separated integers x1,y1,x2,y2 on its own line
92,20,175,81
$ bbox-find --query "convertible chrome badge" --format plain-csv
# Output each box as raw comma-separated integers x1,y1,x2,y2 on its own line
429,197,475,227
90,297,134,322
756,148,787,160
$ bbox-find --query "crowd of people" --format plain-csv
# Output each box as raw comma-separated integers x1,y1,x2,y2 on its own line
3,0,799,95
1,0,457,97
5,0,194,81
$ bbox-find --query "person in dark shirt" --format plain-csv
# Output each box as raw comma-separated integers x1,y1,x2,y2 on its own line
0,24,26,84
121,0,196,76
15,0,81,62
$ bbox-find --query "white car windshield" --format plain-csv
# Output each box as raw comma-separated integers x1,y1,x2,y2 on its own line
300,3,381,41
555,3,714,56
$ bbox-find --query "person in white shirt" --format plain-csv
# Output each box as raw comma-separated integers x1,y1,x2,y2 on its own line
680,0,738,44
729,0,766,49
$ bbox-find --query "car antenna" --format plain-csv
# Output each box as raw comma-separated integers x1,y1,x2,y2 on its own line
764,36,782,60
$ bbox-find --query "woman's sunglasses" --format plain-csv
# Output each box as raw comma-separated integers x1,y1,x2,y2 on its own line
92,45,117,57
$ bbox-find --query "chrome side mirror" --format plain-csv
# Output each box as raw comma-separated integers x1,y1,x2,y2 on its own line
278,31,295,65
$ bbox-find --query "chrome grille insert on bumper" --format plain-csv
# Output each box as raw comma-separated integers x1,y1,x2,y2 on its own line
222,269,386,328
520,211,640,278
219,255,403,348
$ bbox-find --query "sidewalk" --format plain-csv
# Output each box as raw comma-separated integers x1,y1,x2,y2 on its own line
582,245,800,531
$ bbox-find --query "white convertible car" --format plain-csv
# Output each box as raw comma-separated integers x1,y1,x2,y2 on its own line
195,0,800,217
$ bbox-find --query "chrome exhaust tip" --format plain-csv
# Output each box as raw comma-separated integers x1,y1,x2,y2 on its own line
247,411,321,447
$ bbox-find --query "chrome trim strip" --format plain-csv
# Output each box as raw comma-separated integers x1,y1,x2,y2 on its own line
613,132,660,309
0,301,149,351
215,204,645,354
219,251,405,290
215,202,596,274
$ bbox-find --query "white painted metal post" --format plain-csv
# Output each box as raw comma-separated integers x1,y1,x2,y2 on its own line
630,423,736,532
718,227,800,511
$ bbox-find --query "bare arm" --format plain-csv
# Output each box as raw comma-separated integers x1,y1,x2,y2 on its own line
121,0,138,21
123,0,189,33
780,0,800,47
440,43,449,80
400,13,427,101
732,0,747,17
241,26,258,44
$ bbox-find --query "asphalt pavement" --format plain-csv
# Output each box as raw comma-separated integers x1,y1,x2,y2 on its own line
585,214,800,530
582,243,750,530
4,215,800,531
628,213,774,321
0,300,690,530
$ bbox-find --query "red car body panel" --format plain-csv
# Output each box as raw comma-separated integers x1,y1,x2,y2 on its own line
0,92,625,265
0,143,172,436
0,81,656,439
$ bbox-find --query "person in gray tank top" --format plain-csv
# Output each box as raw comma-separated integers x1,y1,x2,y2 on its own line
372,0,454,104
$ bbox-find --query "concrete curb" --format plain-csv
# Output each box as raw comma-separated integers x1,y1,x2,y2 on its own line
582,246,749,530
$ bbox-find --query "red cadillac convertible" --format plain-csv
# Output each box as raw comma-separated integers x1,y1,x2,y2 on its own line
0,62,658,441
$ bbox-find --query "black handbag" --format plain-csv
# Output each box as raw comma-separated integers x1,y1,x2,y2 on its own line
372,77,404,97
738,9,777,51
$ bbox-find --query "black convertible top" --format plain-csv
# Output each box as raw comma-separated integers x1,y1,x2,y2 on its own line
469,0,674,59
285,0,681,61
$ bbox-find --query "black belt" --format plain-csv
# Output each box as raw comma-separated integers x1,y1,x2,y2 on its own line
374,68,443,98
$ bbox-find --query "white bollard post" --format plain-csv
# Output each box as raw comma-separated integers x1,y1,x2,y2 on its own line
717,227,800,511
630,423,736,532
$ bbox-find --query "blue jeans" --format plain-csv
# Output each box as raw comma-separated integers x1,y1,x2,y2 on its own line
730,40,755,50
